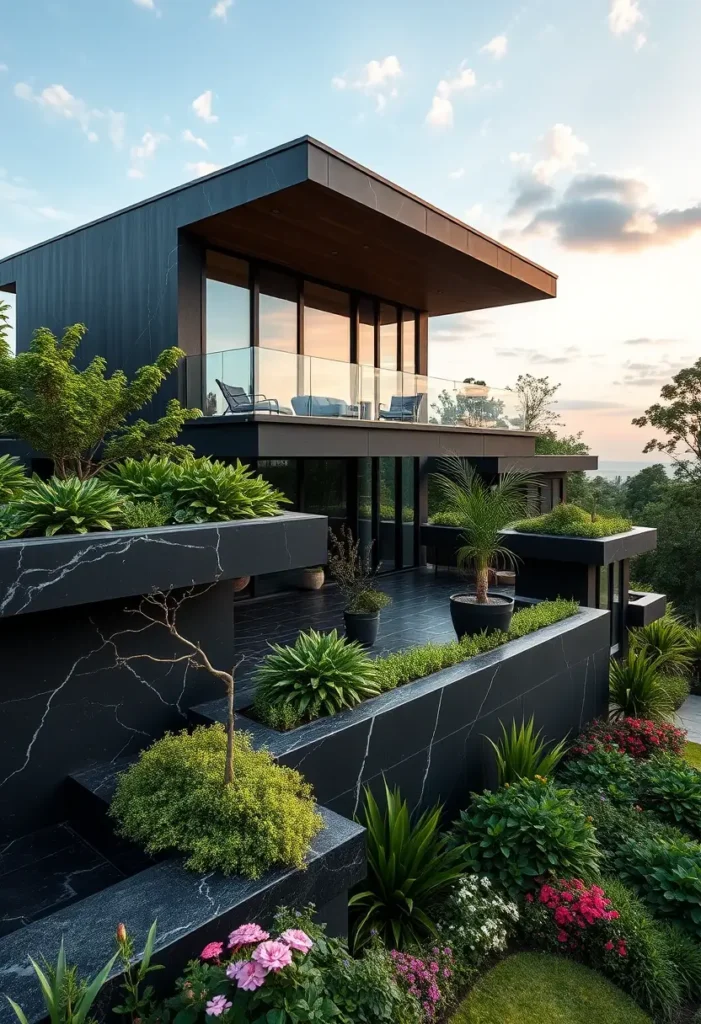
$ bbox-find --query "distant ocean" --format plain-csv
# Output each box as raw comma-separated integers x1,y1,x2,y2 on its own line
587,461,675,482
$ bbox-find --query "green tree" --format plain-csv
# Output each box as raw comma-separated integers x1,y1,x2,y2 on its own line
0,300,11,359
633,483,701,625
535,429,590,456
429,388,508,427
622,463,672,521
632,358,701,479
567,473,625,514
0,320,201,478
507,373,562,431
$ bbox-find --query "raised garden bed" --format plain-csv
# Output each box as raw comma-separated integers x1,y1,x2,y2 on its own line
192,607,610,819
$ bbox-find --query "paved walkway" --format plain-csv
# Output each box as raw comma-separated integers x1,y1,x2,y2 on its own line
678,695,701,742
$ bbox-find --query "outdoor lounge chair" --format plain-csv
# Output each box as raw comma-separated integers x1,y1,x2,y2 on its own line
216,380,280,415
377,393,426,422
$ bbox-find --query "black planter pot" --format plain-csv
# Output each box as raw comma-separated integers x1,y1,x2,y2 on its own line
449,591,515,639
344,610,380,647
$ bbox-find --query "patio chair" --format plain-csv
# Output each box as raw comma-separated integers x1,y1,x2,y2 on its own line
378,393,425,422
216,380,280,415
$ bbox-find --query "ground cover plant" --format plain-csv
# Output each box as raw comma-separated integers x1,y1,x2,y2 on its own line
109,726,323,877
253,599,578,729
6,476,127,537
512,501,632,538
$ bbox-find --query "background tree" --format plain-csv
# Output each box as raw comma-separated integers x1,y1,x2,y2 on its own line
622,464,672,521
535,429,590,456
429,388,509,427
0,300,11,359
0,321,201,478
632,358,701,479
507,374,562,432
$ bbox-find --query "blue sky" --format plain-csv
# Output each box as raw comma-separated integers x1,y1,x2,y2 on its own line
1,0,700,458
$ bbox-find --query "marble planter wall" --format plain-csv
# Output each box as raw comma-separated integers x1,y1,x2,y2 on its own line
193,607,611,821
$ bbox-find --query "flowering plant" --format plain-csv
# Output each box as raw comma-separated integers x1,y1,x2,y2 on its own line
390,947,453,1021
570,718,686,761
522,877,627,958
438,875,519,978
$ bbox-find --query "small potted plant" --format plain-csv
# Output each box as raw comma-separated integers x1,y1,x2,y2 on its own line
299,565,325,590
432,457,536,638
328,526,391,646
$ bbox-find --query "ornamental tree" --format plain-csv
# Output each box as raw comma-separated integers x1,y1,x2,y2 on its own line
632,357,701,479
0,315,201,478
508,373,562,432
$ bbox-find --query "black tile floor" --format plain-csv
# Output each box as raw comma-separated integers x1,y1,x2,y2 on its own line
0,824,124,937
233,568,489,706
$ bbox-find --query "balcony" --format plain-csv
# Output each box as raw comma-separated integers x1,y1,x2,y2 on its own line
182,347,521,430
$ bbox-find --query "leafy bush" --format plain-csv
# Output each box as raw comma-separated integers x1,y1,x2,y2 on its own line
520,877,625,956
658,920,701,1002
0,454,27,502
609,650,674,721
327,526,389,613
374,598,577,693
575,794,687,875
122,497,174,529
109,725,323,877
101,455,181,499
171,458,288,523
10,476,127,536
614,836,701,940
428,510,464,527
351,589,392,614
569,717,686,760
0,503,22,540
350,783,468,951
558,744,639,804
630,617,692,676
636,754,701,837
451,778,600,899
438,875,520,981
487,717,568,785
513,502,632,538
659,672,690,710
253,629,380,729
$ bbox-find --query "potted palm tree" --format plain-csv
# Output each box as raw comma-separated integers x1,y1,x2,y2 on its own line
328,526,391,647
432,458,536,638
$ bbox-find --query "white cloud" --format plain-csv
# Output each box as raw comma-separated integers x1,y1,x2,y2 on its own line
182,128,208,150
14,81,125,148
186,161,223,177
481,35,508,59
426,64,476,127
449,168,465,180
128,131,168,178
509,151,531,166
331,56,402,113
609,0,643,35
532,123,588,183
634,31,647,50
211,0,233,19
192,89,218,123
133,0,157,8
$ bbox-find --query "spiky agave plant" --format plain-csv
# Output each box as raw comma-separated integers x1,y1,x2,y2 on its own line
486,716,568,785
10,476,127,537
630,616,693,677
171,458,289,523
609,650,674,722
101,455,181,500
431,457,538,603
254,628,380,724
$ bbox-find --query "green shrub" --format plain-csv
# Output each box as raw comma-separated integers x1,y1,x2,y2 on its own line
659,672,690,710
609,650,674,721
350,589,392,614
0,503,22,540
660,922,701,1002
428,510,464,527
487,717,568,785
10,476,127,536
349,782,468,951
101,455,181,499
558,745,639,804
575,793,687,874
109,725,323,877
636,753,701,837
614,836,701,939
630,617,693,676
450,778,600,899
599,877,683,1020
121,497,175,529
253,629,380,729
0,454,27,502
512,502,632,538
171,458,288,523
505,598,579,636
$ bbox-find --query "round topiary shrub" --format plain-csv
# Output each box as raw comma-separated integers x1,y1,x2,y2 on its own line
450,778,600,899
253,629,381,729
109,725,323,877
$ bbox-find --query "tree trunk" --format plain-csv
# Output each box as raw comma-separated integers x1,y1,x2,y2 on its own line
475,566,489,604
224,680,235,785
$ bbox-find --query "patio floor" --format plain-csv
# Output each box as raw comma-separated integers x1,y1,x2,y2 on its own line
232,568,473,706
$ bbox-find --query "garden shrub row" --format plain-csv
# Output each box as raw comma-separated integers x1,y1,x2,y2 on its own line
512,501,633,538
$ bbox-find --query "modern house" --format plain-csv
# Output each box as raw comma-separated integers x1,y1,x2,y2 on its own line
0,136,596,593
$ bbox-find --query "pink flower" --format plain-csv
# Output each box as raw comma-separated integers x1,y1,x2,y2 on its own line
200,942,224,961
228,923,269,950
252,940,293,973
280,929,313,953
604,941,614,951
231,960,267,991
205,995,231,1016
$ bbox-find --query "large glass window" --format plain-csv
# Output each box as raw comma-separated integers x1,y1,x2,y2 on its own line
205,253,251,414
358,458,373,557
257,459,298,509
401,309,417,374
379,457,396,571
379,303,398,370
304,282,350,362
401,457,416,567
259,267,298,354
303,460,347,529
358,297,375,367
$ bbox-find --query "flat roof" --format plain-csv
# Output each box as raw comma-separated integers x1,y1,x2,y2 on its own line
0,137,557,317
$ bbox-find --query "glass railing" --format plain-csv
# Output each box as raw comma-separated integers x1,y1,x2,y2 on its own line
183,348,522,429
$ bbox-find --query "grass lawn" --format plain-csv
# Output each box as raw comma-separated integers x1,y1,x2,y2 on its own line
449,952,652,1024
685,740,701,770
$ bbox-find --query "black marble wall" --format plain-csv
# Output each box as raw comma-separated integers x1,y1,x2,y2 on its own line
194,608,610,821
0,583,232,840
